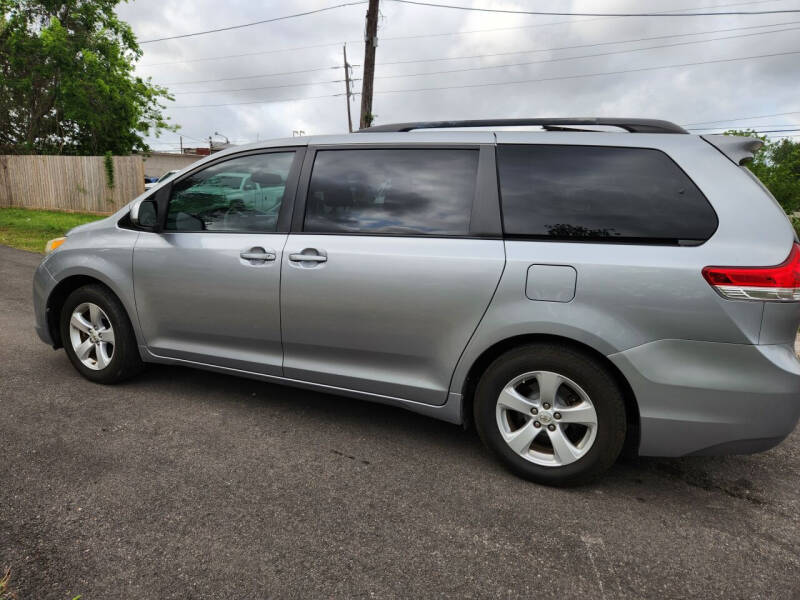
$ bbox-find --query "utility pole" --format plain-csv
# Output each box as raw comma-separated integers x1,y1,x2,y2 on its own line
359,0,379,130
343,44,353,133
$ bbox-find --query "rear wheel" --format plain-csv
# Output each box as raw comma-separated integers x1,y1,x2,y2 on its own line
474,343,626,486
60,284,144,384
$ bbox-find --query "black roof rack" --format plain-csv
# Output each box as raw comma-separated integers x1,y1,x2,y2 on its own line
358,118,688,134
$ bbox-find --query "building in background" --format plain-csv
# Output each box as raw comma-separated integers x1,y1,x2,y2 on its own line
141,151,203,179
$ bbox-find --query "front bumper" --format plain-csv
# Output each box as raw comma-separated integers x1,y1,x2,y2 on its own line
610,339,800,456
32,259,58,346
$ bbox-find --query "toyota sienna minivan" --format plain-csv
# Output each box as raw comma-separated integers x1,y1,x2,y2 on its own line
33,118,800,485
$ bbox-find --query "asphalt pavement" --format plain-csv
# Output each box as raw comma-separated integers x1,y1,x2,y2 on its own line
1,244,798,599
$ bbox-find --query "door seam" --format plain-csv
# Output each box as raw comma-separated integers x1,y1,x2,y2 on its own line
277,233,291,373
446,239,507,399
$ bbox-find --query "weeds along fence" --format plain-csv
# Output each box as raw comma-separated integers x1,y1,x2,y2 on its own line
0,155,144,214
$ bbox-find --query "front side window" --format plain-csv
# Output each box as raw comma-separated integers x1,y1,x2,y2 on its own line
304,148,479,235
165,152,295,232
497,144,718,244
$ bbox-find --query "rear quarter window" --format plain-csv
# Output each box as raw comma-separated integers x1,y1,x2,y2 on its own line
497,144,717,245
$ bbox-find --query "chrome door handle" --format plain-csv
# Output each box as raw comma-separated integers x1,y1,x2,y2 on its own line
289,253,327,263
240,249,276,262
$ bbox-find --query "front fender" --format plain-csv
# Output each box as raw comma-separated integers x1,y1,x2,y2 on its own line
43,225,142,348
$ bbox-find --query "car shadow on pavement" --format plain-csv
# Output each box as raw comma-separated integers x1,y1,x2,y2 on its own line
132,362,482,449
127,361,793,505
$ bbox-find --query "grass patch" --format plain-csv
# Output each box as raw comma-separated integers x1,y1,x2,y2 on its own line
0,567,80,600
0,207,106,253
0,568,16,600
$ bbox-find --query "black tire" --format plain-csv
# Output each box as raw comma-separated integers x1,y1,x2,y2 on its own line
474,343,626,486
59,284,144,384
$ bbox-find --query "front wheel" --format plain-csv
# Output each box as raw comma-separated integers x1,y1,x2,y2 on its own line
60,284,144,384
474,344,627,486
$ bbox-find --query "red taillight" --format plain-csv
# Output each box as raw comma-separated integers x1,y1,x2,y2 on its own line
703,243,800,301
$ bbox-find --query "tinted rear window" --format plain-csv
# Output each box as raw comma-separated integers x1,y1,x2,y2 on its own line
304,148,478,235
497,145,717,244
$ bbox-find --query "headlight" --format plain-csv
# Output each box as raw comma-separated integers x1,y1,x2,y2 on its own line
45,237,66,254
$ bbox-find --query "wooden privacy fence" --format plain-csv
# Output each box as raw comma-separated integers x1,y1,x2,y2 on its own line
0,155,144,214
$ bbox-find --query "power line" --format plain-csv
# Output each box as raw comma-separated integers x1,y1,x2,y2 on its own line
167,50,800,109
372,50,800,95
161,133,208,144
135,0,785,68
139,1,367,44
376,20,800,67
686,111,800,124
156,19,800,91
161,65,349,86
377,0,789,42
139,12,796,73
148,133,208,144
373,25,800,80
171,93,347,110
387,0,800,17
141,41,351,68
172,78,361,96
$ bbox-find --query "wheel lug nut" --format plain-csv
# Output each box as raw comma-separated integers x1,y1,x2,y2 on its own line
548,424,556,431
531,407,538,415
533,421,541,428
543,403,550,409
554,412,561,420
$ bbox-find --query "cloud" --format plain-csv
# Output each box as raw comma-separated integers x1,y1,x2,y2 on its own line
116,0,800,149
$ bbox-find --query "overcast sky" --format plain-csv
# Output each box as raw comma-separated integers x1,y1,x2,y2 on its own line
114,0,800,152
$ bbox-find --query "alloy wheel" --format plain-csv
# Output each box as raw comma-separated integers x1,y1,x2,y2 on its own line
495,371,598,467
68,302,115,370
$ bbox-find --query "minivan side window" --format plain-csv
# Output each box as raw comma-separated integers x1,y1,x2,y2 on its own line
304,148,479,235
496,145,718,244
165,152,295,232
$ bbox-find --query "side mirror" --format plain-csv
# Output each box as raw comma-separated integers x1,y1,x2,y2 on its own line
131,198,159,230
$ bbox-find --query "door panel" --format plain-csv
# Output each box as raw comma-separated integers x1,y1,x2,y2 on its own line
133,232,287,375
132,148,302,376
280,235,505,404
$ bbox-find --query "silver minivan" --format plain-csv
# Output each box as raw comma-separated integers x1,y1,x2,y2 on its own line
33,118,800,485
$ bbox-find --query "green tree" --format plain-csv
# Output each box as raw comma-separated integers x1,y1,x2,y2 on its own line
725,129,800,215
0,0,175,155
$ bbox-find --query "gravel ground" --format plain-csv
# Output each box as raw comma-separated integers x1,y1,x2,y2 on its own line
1,244,798,599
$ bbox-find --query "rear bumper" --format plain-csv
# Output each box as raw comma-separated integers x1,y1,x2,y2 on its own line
609,339,800,457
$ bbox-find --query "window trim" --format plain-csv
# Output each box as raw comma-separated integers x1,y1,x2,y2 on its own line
157,147,306,234
290,144,502,239
495,143,719,247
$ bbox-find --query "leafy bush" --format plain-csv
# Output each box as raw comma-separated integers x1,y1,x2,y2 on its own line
103,151,115,189
0,0,176,155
